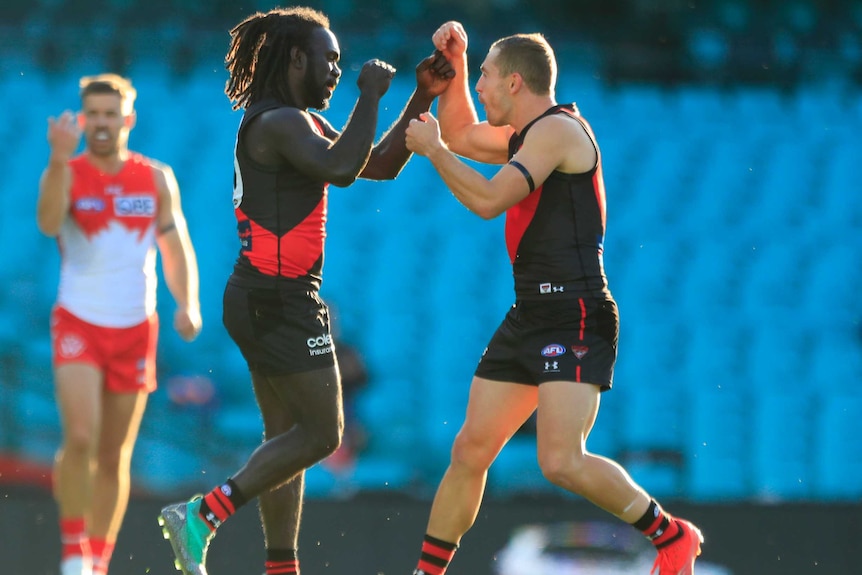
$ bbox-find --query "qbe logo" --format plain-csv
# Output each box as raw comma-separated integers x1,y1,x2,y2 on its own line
114,195,156,217
307,334,333,356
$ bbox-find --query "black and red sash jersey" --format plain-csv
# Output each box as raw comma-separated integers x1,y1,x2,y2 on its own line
506,103,612,301
230,98,331,290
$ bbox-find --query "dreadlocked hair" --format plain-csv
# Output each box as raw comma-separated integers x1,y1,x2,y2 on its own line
225,6,330,110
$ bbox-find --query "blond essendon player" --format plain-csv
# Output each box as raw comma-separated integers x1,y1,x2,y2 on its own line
404,21,704,575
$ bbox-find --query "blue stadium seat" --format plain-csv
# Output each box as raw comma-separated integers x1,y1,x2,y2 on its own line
341,454,417,494
751,391,815,500
353,376,423,460
12,389,61,465
3,65,861,502
814,393,862,499
132,437,212,495
817,143,862,233
487,437,560,497
685,386,750,500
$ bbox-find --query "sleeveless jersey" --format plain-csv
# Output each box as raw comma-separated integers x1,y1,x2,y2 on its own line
506,104,611,301
57,153,160,327
231,98,330,290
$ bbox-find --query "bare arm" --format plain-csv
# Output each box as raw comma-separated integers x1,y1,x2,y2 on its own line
432,21,512,164
406,112,592,219
360,51,454,181
248,59,395,187
37,111,80,236
154,163,202,342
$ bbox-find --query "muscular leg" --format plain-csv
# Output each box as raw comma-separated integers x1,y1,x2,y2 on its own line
249,369,309,550
426,377,538,543
536,381,650,522
90,389,148,540
54,364,103,521
232,365,343,502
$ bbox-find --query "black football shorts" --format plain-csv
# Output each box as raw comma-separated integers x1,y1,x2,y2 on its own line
223,280,337,376
475,297,618,390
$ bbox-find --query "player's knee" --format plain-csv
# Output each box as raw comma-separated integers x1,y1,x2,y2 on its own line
308,422,343,460
96,444,133,475
450,432,498,471
62,426,97,456
538,451,587,490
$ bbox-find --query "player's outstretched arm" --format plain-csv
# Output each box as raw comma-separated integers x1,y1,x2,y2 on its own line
360,50,454,181
256,59,394,187
407,112,574,218
406,112,530,219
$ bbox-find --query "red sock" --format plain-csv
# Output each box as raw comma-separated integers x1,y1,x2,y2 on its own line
59,517,90,562
415,534,458,575
199,480,246,530
90,538,115,574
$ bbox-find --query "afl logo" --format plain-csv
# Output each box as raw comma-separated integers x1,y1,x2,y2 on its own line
541,344,566,357
75,198,105,212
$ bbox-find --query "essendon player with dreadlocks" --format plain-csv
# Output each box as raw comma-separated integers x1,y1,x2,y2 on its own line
158,7,453,575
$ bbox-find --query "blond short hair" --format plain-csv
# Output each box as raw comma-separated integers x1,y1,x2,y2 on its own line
490,33,557,96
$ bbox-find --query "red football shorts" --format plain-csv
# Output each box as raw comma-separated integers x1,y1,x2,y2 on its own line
50,306,159,393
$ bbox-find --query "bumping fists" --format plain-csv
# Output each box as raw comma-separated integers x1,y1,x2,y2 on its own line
406,112,443,157
432,21,468,61
357,59,396,99
415,50,456,99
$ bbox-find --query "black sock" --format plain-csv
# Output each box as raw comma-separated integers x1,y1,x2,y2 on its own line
633,499,682,548
199,478,247,529
265,548,298,575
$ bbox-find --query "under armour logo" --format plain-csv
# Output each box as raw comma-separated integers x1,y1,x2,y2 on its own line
648,527,664,540
539,282,565,294
544,361,559,372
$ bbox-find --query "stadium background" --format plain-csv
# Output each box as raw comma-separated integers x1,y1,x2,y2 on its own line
1,0,860,573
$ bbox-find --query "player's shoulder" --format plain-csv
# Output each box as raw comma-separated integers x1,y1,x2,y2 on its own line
129,152,176,189
258,105,310,125
258,106,334,135
307,110,336,131
525,112,586,145
125,150,163,168
67,153,94,173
